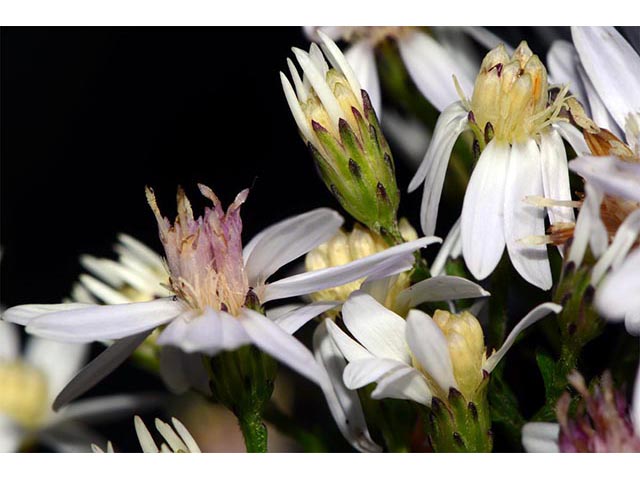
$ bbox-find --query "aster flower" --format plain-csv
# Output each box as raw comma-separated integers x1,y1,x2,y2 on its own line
3,184,437,406
304,27,505,115
408,41,581,290
92,416,201,453
522,362,640,453
325,291,561,406
0,322,157,452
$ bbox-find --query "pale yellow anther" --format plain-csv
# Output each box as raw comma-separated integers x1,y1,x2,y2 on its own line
0,362,49,429
432,310,487,400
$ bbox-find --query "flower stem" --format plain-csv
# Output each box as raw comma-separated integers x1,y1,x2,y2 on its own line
238,407,269,453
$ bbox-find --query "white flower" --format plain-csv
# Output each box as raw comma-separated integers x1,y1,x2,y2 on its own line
92,416,201,453
3,185,437,408
409,41,580,290
325,291,560,406
0,322,155,452
304,27,505,115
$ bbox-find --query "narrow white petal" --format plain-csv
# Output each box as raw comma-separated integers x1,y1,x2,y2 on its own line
134,416,159,453
572,26,640,131
568,183,607,266
244,208,343,287
504,140,552,290
625,310,640,336
461,140,508,280
485,303,562,373
382,110,431,166
171,417,201,453
26,298,183,342
325,319,373,363
342,292,410,363
2,303,94,326
521,422,560,453
274,301,339,335
25,337,88,402
313,323,381,453
570,155,640,203
592,209,640,284
239,309,327,386
79,274,131,304
343,357,406,389
52,330,152,410
405,309,457,394
262,236,441,302
397,275,489,309
595,248,640,321
60,393,163,423
287,58,307,101
360,275,398,305
155,418,188,453
555,122,589,156
344,41,380,115
540,129,575,225
579,63,622,136
370,366,433,406
408,101,467,193
430,217,462,276
398,31,474,112
281,71,315,146
317,31,363,108
116,233,164,271
460,26,513,53
0,322,20,361
547,40,587,104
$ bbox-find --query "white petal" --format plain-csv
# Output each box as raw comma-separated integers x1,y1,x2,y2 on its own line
243,208,343,286
342,292,409,363
396,275,489,309
405,309,457,394
632,352,640,437
317,31,363,109
572,26,640,131
239,309,327,386
159,346,209,395
360,275,398,305
554,122,589,156
579,63,622,136
460,26,513,53
382,111,431,166
0,415,24,453
485,302,562,373
370,366,433,406
343,357,406,389
171,417,201,453
60,393,163,424
504,140,552,290
461,140,508,280
26,298,183,342
547,40,587,104
51,330,152,410
262,236,441,302
0,322,20,361
155,418,188,453
25,337,88,402
407,101,467,193
521,422,560,453
281,71,316,146
398,31,474,112
274,301,339,335
344,41,381,116
592,209,640,285
625,310,640,337
570,155,640,203
116,233,165,272
595,248,640,321
540,129,575,225
325,318,373,363
78,274,131,304
159,308,251,356
430,217,462,276
567,183,607,266
134,416,159,453
313,323,381,453
2,303,94,326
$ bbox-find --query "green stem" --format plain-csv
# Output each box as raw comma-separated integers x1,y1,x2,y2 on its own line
238,408,269,453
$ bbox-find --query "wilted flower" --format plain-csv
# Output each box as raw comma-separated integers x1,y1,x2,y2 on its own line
409,41,579,290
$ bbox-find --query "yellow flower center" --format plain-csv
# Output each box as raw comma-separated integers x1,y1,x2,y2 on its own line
0,361,49,429
432,310,487,400
469,41,567,144
305,220,417,311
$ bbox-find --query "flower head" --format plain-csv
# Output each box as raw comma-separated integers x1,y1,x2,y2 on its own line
146,185,249,315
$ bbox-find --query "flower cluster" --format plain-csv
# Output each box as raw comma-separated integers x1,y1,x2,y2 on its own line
2,25,639,454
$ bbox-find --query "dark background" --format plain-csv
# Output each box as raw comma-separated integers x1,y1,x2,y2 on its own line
3,27,637,452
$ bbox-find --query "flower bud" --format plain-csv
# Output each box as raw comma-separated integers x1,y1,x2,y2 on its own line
432,310,487,400
281,34,401,240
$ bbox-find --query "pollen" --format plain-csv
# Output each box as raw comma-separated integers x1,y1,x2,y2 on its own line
0,361,49,429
